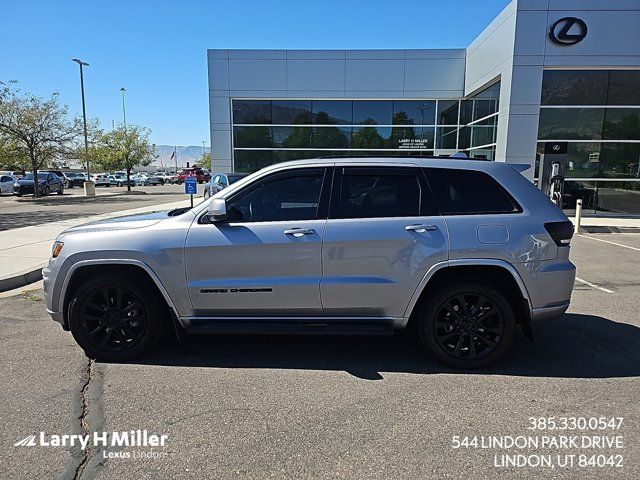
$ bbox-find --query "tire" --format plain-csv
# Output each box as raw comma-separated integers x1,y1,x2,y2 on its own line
118,182,122,187
203,189,210,200
417,282,516,369
57,186,64,195
42,186,50,196
68,274,167,361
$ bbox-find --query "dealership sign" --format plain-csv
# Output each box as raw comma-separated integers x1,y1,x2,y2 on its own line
399,138,430,149
549,17,587,45
543,141,568,155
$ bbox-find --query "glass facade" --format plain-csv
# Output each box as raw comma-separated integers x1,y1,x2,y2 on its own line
231,83,500,172
538,70,640,213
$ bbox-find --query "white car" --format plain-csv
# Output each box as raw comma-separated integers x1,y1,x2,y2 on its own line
0,174,17,195
92,174,111,187
154,172,176,184
133,174,161,186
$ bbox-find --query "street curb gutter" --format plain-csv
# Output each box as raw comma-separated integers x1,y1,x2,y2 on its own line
0,266,44,293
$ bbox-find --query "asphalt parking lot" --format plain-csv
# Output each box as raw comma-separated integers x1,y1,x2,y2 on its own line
0,233,638,479
0,184,199,231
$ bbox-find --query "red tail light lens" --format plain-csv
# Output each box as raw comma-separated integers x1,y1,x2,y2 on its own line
544,221,574,246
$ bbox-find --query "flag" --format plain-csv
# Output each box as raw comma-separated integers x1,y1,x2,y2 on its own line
170,150,176,160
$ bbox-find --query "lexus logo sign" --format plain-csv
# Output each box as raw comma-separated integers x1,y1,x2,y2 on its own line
549,17,588,45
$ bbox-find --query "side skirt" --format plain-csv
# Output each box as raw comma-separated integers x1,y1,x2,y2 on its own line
179,316,399,336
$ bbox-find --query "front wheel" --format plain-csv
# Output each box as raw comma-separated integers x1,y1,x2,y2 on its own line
42,186,50,196
68,275,166,361
203,189,210,200
417,282,516,369
57,186,64,195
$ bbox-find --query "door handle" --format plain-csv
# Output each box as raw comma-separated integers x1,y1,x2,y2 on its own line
405,224,438,233
284,228,316,237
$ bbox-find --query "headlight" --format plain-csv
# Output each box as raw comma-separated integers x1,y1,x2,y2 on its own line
52,241,64,258
14,182,19,187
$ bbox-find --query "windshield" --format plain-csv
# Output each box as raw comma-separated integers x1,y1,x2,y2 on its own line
228,174,246,184
23,173,48,180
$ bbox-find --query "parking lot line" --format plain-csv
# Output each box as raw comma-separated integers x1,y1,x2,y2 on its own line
577,234,640,252
574,276,614,294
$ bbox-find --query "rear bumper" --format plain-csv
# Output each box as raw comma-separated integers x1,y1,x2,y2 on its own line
516,255,575,313
531,300,570,322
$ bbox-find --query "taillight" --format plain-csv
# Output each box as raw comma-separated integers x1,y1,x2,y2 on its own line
544,221,574,246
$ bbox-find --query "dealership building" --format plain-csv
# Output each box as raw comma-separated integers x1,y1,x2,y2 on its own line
208,0,640,213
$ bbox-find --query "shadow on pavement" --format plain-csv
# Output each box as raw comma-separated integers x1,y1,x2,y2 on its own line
121,313,640,380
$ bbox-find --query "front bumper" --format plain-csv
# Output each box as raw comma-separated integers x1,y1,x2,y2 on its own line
14,185,34,195
42,263,66,328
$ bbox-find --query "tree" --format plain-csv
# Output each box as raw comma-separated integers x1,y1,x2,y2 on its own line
352,127,385,149
200,152,211,170
0,133,30,172
389,112,417,150
94,125,155,191
0,82,81,195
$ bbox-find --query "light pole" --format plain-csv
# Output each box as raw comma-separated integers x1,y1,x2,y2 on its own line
71,58,90,178
120,87,127,132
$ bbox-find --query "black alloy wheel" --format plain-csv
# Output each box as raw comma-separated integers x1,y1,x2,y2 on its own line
433,292,504,360
418,282,515,368
79,287,148,352
69,275,166,361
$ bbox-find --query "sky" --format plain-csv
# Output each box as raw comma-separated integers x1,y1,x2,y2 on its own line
1,0,511,147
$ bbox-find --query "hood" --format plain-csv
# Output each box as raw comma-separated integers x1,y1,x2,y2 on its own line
17,179,45,186
61,210,172,235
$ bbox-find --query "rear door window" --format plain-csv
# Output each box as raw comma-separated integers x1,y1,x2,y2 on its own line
423,167,520,215
331,167,433,219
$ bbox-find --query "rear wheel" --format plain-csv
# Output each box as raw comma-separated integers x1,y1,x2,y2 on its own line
417,282,515,369
42,185,50,196
68,275,166,361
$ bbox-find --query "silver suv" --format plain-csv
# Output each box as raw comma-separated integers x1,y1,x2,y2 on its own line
43,158,576,368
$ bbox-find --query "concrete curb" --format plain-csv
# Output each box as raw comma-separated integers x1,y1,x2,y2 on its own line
0,266,44,293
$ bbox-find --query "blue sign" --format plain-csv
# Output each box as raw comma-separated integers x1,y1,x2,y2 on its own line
184,177,197,195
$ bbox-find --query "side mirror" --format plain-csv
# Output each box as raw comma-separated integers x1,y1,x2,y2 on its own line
208,197,227,222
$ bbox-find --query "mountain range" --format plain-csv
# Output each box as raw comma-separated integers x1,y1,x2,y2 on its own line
155,145,210,168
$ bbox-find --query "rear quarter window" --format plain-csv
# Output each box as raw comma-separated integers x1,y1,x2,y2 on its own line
423,167,521,215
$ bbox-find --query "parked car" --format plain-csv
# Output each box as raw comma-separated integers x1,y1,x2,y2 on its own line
65,172,86,188
0,174,17,195
91,174,111,187
151,172,170,184
108,174,134,187
4,170,25,179
177,166,210,184
203,172,249,199
133,173,161,186
44,157,577,368
14,172,64,196
40,170,70,188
